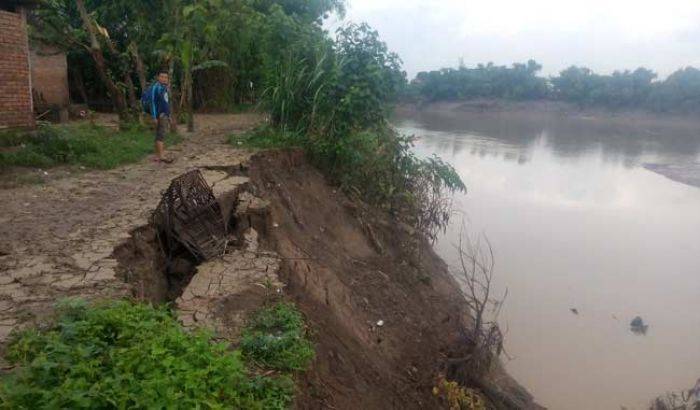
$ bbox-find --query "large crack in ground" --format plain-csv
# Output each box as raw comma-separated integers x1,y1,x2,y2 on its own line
113,165,284,341
0,114,261,343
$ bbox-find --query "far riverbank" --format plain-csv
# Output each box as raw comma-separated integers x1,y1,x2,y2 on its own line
397,100,700,189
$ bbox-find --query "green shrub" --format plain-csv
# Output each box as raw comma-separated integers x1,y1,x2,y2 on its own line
241,303,314,372
0,299,294,409
253,22,466,239
229,127,303,150
0,129,31,148
0,123,180,169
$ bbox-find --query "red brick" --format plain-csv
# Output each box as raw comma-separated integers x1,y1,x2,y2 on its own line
0,8,33,128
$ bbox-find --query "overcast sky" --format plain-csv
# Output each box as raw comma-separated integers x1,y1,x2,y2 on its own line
326,0,700,80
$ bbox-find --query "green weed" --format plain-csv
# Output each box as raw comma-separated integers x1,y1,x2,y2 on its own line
0,129,31,148
0,299,295,409
0,123,180,170
241,303,314,372
229,127,303,150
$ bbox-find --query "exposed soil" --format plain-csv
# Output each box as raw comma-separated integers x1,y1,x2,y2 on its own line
0,113,540,409
246,150,540,409
0,114,259,340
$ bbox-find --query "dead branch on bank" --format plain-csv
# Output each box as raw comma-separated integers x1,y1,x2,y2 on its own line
451,221,508,377
650,379,700,410
445,222,540,410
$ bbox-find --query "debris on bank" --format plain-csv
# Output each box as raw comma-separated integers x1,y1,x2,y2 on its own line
630,316,649,335
152,169,228,261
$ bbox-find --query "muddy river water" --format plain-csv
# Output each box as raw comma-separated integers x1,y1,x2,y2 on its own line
395,109,700,410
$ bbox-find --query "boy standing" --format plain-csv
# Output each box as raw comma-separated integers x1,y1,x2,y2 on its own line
150,70,171,163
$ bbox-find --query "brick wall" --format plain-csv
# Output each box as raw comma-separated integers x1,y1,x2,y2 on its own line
30,45,69,109
0,8,34,129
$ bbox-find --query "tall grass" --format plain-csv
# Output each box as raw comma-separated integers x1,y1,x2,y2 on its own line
252,23,466,239
261,51,333,135
0,123,179,169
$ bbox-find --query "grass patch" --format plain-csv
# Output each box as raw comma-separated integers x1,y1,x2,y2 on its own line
229,126,302,150
0,122,180,170
0,129,31,148
241,303,314,372
0,300,295,409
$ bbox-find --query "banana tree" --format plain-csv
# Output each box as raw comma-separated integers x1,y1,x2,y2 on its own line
158,0,228,132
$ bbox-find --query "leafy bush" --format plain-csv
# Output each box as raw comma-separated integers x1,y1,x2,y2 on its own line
261,23,405,138
253,22,466,239
0,299,294,409
0,129,31,148
432,377,487,410
0,123,179,169
241,303,314,372
230,126,304,150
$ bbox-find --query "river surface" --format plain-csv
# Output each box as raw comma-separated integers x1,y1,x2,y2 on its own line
394,109,700,410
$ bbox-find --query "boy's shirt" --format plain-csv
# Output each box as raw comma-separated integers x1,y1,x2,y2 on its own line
151,83,171,118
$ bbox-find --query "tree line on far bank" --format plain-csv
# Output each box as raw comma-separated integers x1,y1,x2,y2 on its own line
405,60,700,114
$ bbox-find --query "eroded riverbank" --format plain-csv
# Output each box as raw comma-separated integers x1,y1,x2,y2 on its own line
0,113,542,409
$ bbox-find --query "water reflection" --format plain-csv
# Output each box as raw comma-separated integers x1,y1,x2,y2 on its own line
397,108,700,167
394,109,700,410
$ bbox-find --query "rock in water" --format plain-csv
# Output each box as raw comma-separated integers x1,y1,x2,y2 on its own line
630,316,648,335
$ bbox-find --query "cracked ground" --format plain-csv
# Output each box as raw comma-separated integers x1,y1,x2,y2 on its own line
0,114,260,341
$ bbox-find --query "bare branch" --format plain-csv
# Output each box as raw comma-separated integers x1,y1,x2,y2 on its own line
449,219,507,378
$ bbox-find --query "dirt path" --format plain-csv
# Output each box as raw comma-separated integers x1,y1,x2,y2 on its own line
0,114,260,341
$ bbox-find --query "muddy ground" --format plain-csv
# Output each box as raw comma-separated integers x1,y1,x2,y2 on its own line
0,114,540,409
0,114,258,339
246,150,540,409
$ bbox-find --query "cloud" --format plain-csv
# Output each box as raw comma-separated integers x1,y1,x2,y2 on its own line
326,0,700,78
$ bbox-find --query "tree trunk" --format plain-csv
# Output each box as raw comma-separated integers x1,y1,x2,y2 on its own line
168,59,178,132
124,74,138,111
129,43,147,123
130,42,147,92
75,0,127,120
70,65,88,104
185,67,194,132
100,31,137,112
186,68,194,132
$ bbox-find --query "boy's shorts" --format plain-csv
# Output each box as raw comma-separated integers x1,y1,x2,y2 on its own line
155,114,169,142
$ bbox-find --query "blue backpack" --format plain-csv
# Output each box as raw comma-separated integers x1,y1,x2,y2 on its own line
140,84,159,116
